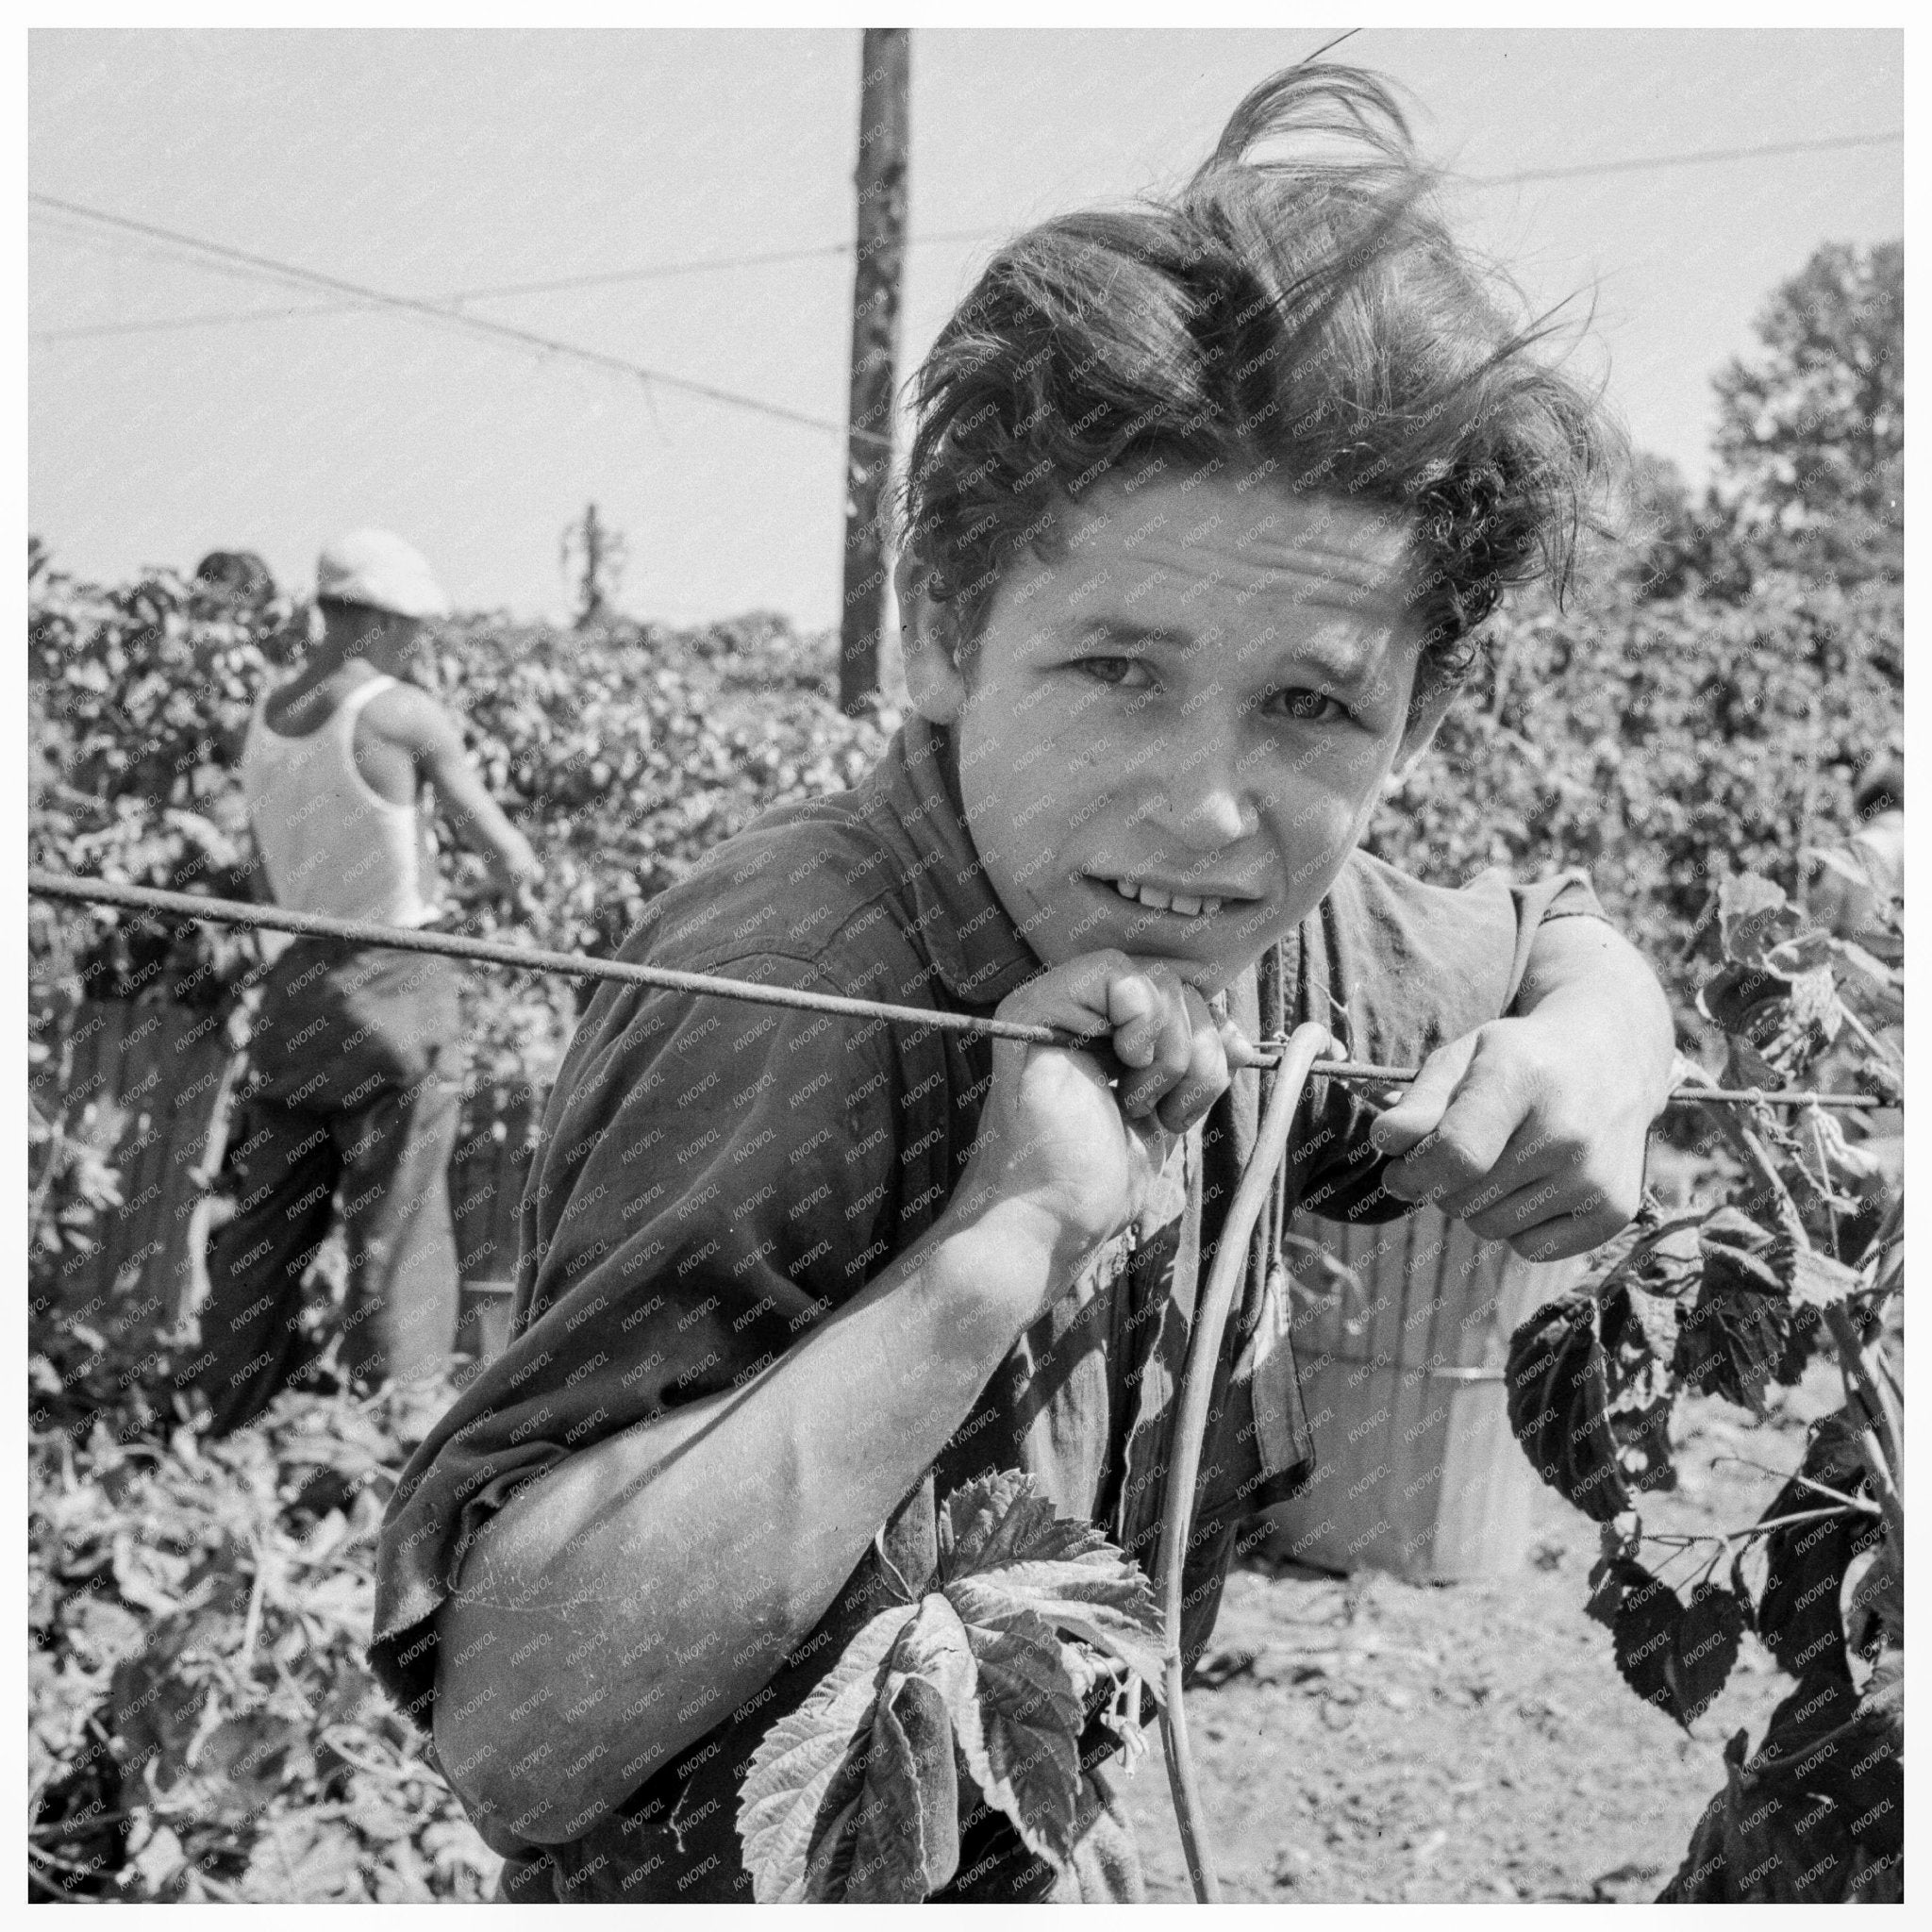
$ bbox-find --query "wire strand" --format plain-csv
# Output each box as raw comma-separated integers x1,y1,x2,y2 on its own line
29,227,1013,344
32,128,1899,346
25,870,1894,1112
28,192,873,442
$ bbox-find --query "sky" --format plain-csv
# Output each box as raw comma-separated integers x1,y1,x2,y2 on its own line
28,26,1905,627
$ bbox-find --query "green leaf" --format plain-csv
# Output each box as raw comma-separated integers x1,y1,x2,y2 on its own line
194,1709,311,1824
735,1600,916,1904
940,1577,1086,1865
843,1672,959,1903
1714,873,1798,968
1609,1561,1688,1724
1858,1648,1902,1754
1674,1583,1745,1726
1505,1297,1631,1522
939,1468,1062,1578
1757,1486,1880,1679
938,1470,1165,1695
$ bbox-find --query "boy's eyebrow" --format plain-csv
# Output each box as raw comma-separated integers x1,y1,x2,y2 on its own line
1074,616,1192,652
1073,614,1379,692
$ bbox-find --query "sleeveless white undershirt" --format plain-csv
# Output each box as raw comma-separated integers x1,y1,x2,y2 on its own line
242,675,441,942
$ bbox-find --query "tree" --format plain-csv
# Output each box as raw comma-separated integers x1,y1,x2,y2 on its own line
1712,242,1903,583
1615,452,1755,606
560,503,625,629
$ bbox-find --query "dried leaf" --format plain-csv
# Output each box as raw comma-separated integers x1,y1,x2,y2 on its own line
1672,1259,1816,1415
1780,1245,1861,1311
1597,1287,1678,1493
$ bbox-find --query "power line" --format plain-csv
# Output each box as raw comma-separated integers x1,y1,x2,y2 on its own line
35,124,1902,350
448,226,1007,302
1469,127,1903,190
29,223,1010,345
28,192,863,441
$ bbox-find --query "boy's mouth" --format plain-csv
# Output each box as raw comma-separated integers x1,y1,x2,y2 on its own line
1088,873,1259,920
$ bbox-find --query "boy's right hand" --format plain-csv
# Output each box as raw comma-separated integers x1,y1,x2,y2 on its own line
951,952,1233,1323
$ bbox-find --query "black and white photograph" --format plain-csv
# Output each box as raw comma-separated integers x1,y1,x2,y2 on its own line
26,18,1906,1907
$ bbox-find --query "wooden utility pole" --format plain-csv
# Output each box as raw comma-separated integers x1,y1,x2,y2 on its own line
839,27,908,716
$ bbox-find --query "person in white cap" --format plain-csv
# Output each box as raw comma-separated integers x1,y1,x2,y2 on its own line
192,531,541,1435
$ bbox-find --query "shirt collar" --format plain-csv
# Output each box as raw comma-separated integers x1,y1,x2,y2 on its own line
860,712,1043,1010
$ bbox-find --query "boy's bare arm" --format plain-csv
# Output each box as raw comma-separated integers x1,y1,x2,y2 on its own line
433,1191,1054,1846
375,685,541,890
432,952,1228,1845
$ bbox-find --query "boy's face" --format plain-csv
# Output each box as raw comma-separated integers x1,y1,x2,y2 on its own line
903,475,1452,997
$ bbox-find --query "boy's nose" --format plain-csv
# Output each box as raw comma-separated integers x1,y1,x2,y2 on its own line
1136,753,1257,850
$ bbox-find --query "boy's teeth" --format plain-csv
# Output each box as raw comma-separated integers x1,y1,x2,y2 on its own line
1105,877,1223,917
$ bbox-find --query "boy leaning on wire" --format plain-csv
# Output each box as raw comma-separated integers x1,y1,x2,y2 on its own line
372,67,1676,1903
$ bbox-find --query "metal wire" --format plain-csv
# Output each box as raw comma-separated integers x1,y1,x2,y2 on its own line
27,869,1895,1111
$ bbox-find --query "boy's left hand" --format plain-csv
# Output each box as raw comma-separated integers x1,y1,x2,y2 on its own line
1366,923,1676,1260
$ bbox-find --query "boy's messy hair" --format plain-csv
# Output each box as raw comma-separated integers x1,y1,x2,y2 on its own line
898,64,1623,695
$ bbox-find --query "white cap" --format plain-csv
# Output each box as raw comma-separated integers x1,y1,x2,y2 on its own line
316,529,449,621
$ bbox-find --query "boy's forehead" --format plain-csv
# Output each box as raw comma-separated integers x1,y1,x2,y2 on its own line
1040,475,1422,631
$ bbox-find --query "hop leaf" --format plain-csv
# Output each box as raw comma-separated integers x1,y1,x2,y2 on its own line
736,1472,1162,1903
1674,1583,1746,1727
1670,1217,1820,1413
735,1601,918,1904
1505,1297,1630,1522
1754,1423,1886,1678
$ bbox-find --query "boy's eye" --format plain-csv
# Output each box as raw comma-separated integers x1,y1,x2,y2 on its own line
1266,687,1351,724
1078,656,1152,690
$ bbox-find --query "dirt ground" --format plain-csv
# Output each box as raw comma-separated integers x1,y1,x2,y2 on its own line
1121,1379,1827,1904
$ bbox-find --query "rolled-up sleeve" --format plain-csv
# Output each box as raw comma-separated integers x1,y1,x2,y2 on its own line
370,954,906,1723
1286,854,1606,1224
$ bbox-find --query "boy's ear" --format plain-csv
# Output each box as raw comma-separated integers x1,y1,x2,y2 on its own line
894,552,970,726
1391,677,1456,780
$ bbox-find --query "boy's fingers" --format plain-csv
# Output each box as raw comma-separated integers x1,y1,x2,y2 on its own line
1501,1198,1626,1263
1367,1034,1477,1176
1116,969,1198,1116
1375,1038,1533,1206
998,952,1128,1052
1154,990,1231,1135
1108,972,1169,1071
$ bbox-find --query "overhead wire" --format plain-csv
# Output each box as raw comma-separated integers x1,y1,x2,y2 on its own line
30,125,1901,349
29,226,1014,344
1468,127,1903,190
28,192,867,442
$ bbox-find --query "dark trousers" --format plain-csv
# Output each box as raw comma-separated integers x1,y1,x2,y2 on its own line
194,939,464,1435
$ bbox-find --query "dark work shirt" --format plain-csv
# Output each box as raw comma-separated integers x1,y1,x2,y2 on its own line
371,714,1602,1902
